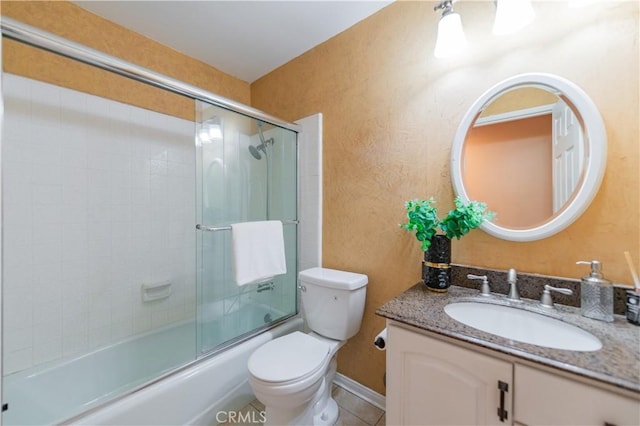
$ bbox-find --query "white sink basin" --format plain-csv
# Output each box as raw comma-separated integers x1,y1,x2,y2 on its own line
444,302,602,352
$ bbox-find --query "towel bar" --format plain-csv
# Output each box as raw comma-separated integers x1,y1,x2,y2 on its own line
196,220,299,232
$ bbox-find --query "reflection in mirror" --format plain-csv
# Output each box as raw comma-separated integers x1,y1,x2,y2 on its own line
451,73,607,242
463,86,585,229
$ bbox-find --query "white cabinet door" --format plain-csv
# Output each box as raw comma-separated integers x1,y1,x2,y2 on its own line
387,324,513,425
514,364,640,426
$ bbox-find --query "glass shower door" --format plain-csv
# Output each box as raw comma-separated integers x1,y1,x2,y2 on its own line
1,73,198,425
195,101,298,356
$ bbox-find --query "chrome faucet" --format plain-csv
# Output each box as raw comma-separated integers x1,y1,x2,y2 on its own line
467,274,491,296
540,284,574,309
507,268,521,302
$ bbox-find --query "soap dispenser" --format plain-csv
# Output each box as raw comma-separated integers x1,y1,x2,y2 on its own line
577,260,614,322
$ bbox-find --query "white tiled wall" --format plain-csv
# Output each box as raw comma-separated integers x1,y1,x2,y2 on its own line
296,113,323,272
2,74,196,374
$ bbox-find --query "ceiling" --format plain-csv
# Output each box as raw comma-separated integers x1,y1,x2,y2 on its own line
73,1,394,83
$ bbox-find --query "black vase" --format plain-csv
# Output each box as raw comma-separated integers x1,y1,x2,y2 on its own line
422,234,451,292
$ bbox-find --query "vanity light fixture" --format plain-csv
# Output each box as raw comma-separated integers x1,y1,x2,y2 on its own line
434,0,467,58
492,0,535,36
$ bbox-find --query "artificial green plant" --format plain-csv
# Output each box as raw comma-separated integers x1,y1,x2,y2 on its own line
400,196,495,251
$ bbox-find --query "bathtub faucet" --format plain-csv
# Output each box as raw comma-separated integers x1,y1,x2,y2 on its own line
257,282,275,293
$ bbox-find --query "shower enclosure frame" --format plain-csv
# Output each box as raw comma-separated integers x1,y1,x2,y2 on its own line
1,16,301,423
0,17,300,134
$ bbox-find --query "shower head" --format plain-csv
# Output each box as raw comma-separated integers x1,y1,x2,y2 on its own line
249,143,266,160
249,122,274,160
248,137,274,160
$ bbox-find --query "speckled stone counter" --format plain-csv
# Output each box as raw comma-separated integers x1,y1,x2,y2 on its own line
376,283,640,394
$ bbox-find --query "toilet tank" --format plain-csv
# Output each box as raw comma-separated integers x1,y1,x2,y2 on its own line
299,267,368,341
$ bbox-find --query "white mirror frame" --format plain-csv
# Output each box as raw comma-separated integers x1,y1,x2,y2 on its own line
451,73,607,242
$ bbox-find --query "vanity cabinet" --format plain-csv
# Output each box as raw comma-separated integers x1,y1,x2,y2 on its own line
386,323,513,425
514,364,640,426
386,322,640,426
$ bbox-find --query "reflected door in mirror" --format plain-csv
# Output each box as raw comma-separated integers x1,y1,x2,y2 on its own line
552,100,584,211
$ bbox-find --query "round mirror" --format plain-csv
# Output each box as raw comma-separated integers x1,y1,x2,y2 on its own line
451,73,607,241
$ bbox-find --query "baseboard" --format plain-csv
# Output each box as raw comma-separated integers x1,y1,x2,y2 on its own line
333,373,386,411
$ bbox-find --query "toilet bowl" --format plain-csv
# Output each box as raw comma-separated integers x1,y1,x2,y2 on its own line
248,267,368,426
249,331,343,425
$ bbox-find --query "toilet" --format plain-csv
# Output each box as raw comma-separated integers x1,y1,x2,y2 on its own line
248,267,368,426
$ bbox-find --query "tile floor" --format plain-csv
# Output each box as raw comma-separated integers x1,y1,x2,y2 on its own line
220,384,385,426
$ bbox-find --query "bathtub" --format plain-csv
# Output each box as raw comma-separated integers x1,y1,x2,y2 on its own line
2,312,302,425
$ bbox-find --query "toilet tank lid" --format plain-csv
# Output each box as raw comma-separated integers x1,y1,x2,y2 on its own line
299,267,368,290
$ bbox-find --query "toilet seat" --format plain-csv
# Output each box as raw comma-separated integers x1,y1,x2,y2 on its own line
248,332,330,384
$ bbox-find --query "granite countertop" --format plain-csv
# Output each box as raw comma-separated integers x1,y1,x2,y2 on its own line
376,283,640,394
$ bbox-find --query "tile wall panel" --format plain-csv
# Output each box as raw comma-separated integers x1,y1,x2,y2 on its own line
2,73,196,374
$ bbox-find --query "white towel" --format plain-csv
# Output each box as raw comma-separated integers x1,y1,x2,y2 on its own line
231,220,287,286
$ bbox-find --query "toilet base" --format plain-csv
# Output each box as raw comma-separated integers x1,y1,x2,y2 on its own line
311,354,340,425
313,397,339,426
263,379,325,426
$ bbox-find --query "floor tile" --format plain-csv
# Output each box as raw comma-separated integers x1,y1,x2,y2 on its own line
332,387,385,425
338,406,370,426
249,398,265,412
238,384,386,426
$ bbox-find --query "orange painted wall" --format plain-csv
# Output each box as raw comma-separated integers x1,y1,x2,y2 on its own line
251,1,639,394
465,115,553,228
1,1,250,120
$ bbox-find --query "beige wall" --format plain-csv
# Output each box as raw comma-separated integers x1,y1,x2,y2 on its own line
251,1,639,395
1,1,250,119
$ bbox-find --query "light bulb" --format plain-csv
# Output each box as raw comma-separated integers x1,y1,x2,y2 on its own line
434,12,468,58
